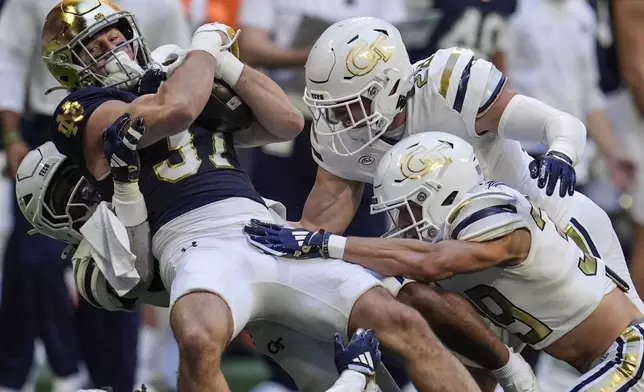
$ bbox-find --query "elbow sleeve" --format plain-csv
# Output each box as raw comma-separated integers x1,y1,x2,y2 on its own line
498,95,587,164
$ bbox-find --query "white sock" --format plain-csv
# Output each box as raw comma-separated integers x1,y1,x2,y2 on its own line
490,347,536,389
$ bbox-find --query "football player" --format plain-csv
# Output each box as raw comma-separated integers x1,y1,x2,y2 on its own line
37,1,482,391
245,132,644,391
297,13,643,338
17,119,430,392
405,0,517,71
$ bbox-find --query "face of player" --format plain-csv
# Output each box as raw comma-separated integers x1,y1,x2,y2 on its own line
80,28,135,76
396,202,423,239
330,97,372,128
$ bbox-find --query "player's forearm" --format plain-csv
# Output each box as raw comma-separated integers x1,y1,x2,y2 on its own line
299,169,363,234
324,370,367,392
112,182,154,296
586,109,625,159
139,51,216,147
0,110,21,142
496,94,587,164
239,33,310,68
233,66,304,142
343,237,499,282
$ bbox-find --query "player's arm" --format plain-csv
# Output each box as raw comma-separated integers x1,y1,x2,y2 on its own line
83,49,216,178
230,64,305,146
477,84,587,166
238,26,310,69
244,221,530,281
614,0,644,116
342,231,529,282
298,166,364,234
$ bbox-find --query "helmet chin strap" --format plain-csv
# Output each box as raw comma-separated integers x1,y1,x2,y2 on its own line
104,51,144,89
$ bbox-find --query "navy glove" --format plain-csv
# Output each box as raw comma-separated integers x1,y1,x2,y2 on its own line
334,329,381,376
243,219,332,258
529,151,576,197
102,113,146,184
136,67,166,95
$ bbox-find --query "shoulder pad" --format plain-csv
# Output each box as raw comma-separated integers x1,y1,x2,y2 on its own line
445,186,529,242
51,87,137,168
424,47,506,133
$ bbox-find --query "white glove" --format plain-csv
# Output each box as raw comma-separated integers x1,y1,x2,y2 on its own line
71,239,140,312
190,22,244,86
190,22,236,57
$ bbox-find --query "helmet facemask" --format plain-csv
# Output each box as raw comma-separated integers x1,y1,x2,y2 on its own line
371,181,448,242
45,11,151,90
305,67,410,157
40,162,101,243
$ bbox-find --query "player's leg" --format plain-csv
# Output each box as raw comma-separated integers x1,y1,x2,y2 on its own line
171,291,232,391
164,241,262,392
75,303,139,391
396,282,509,370
265,249,481,392
348,285,482,392
0,228,37,390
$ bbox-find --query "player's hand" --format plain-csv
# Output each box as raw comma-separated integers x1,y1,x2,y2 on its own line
6,138,30,178
102,113,145,184
191,22,240,58
136,66,166,95
243,219,332,259
334,329,381,377
529,151,576,197
606,154,637,191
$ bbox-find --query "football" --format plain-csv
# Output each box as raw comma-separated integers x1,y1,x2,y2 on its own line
195,78,254,133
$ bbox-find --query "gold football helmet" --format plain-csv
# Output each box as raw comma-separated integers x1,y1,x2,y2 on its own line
42,0,152,90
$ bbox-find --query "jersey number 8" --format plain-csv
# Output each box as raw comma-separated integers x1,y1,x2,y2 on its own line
153,130,233,183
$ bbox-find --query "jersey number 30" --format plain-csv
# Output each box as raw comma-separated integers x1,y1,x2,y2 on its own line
153,131,232,183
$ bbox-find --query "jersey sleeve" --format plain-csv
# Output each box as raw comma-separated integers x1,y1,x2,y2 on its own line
444,181,529,242
426,47,507,136
49,87,138,168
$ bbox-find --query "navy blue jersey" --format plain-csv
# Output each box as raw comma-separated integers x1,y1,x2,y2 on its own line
407,0,517,63
50,87,264,234
588,0,622,93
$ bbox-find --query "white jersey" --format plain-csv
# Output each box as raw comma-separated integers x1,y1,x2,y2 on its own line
311,46,579,232
437,181,616,350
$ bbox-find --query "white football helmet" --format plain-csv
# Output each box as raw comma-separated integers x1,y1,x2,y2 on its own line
371,132,484,242
303,17,412,156
16,142,101,244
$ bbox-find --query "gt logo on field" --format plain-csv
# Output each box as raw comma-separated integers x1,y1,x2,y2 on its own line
346,33,392,77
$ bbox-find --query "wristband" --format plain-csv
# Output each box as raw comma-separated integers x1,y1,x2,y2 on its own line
214,50,244,87
326,234,347,260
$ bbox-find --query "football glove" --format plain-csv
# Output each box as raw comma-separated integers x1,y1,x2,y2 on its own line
243,219,332,259
102,114,146,184
529,150,576,197
334,329,381,377
135,66,166,95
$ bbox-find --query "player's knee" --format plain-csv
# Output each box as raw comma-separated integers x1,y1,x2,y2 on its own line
171,291,233,362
